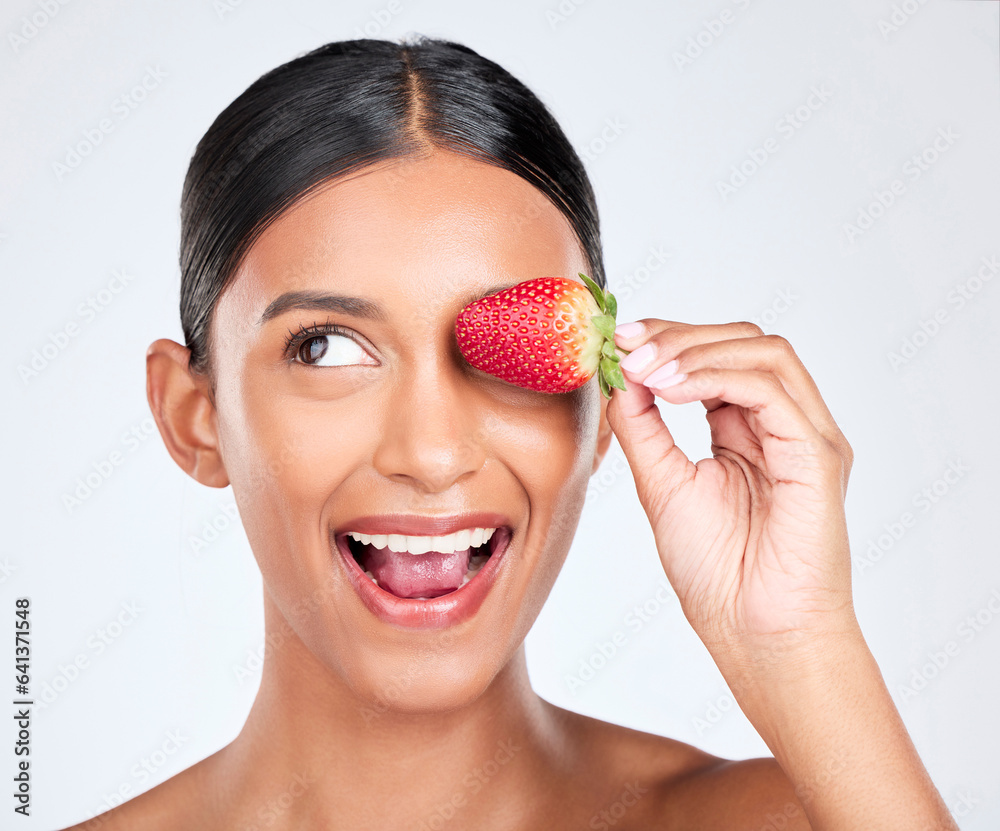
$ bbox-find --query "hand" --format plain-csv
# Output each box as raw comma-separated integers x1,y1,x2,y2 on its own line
606,320,857,658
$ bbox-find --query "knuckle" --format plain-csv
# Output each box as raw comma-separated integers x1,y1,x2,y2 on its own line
758,371,784,396
651,335,691,362
762,333,794,354
687,366,713,392
800,438,840,470
637,318,676,335
820,441,850,484
842,439,854,472
735,320,764,337
820,439,841,465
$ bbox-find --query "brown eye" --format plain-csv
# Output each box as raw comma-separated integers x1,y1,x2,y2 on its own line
300,336,329,364
294,332,375,367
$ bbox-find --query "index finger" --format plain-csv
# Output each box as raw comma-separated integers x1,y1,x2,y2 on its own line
615,319,850,459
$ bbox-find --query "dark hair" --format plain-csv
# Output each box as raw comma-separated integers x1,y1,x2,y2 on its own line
179,35,605,380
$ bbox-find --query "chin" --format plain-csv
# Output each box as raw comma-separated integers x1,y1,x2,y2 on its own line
346,642,511,721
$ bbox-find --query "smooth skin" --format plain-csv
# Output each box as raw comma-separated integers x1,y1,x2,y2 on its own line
64,148,955,830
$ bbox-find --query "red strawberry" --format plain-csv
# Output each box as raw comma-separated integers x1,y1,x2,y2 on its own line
454,273,627,398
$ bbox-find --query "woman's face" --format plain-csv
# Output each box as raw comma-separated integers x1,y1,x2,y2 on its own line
202,149,612,712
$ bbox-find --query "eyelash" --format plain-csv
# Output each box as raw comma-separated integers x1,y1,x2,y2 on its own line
282,321,357,363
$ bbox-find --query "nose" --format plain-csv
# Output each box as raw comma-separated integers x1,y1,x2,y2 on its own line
371,355,489,495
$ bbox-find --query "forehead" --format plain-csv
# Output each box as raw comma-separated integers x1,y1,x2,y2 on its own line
220,150,588,320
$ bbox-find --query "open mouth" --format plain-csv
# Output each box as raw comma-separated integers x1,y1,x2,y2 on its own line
341,526,512,601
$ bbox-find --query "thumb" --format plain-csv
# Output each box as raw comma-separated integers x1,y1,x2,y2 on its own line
605,377,696,511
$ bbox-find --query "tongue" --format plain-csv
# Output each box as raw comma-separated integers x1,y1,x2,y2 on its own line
362,545,472,599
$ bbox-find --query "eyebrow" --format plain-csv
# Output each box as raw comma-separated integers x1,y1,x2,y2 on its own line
258,291,386,326
257,284,520,326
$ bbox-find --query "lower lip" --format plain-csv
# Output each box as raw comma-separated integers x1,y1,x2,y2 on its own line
333,528,514,630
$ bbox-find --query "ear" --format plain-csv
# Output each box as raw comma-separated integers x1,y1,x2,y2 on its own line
591,391,614,476
146,338,230,488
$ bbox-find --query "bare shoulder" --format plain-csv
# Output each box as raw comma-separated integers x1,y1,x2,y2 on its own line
544,701,811,831
654,754,812,830
57,751,221,831
59,705,810,830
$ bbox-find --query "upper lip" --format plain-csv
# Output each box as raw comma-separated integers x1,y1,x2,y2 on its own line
336,512,513,537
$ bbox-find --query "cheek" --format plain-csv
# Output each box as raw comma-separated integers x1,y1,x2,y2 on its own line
520,386,599,502
489,386,599,495
215,379,376,580
500,386,600,602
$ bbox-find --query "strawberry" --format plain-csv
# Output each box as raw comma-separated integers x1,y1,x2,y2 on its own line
454,273,627,398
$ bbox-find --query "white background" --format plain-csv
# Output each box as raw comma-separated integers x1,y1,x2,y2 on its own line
2,1,998,828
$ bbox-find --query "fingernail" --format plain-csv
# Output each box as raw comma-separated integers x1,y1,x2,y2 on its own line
643,360,684,389
614,321,644,340
619,342,655,373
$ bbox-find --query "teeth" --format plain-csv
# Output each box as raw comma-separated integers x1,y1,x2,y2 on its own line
347,527,496,556
459,553,490,587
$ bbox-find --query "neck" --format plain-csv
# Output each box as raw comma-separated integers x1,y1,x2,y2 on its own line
215,590,565,828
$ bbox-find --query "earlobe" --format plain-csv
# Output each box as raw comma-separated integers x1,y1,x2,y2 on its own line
592,393,613,476
146,338,230,488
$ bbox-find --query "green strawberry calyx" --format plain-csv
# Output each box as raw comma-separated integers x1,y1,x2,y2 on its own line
578,272,628,400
